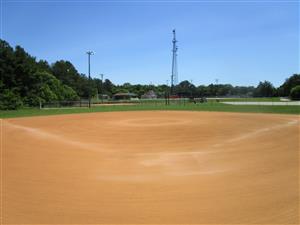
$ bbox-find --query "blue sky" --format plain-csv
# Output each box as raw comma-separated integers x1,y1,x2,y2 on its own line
1,0,299,87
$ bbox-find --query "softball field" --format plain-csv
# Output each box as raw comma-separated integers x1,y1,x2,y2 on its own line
2,111,299,224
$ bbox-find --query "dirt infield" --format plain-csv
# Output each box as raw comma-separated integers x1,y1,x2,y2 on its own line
2,111,299,224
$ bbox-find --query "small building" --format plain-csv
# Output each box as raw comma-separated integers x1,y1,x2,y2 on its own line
98,94,110,100
113,93,138,101
141,90,157,99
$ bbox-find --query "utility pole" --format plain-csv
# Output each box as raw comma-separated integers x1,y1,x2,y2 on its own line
171,29,178,95
100,74,104,104
215,78,219,101
86,51,94,108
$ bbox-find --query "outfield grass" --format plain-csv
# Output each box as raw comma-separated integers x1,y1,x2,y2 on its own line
0,102,299,118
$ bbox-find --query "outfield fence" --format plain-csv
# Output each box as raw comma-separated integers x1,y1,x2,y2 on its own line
41,98,207,109
40,97,299,109
41,100,90,109
92,98,207,106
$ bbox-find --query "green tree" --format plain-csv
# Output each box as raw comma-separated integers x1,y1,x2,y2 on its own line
0,40,16,89
278,74,300,96
24,71,78,106
60,84,79,101
103,79,114,96
14,46,38,97
217,84,233,96
290,85,300,100
174,80,196,97
51,60,92,98
254,81,276,97
37,60,51,73
196,85,209,97
51,60,78,86
0,82,23,110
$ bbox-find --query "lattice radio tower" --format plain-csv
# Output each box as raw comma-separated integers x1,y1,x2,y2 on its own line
171,29,178,94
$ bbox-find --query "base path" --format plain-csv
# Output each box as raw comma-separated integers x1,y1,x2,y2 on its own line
2,111,299,224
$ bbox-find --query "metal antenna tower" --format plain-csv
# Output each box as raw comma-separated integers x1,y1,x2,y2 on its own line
171,29,178,93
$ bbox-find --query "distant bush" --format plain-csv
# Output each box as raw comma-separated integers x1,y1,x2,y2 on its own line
290,85,300,100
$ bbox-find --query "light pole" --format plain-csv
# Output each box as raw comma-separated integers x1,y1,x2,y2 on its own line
100,74,104,103
86,51,94,108
215,78,219,101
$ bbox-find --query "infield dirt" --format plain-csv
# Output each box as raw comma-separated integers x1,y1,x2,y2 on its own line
2,111,299,224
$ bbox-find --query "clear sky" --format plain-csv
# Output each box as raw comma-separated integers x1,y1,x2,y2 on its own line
1,0,299,87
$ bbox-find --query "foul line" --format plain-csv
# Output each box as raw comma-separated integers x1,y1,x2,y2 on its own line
4,121,105,153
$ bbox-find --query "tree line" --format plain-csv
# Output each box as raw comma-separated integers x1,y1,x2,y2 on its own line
1,39,300,109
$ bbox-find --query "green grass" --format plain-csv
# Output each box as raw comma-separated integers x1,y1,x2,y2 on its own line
0,102,299,118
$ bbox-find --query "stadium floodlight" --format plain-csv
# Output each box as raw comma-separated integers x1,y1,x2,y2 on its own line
86,51,94,108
